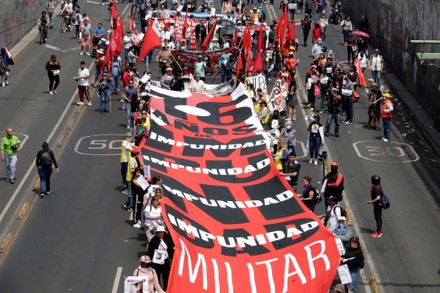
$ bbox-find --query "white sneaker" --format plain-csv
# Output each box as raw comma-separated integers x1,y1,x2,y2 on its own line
314,160,318,165
77,101,84,106
49,91,54,95
80,52,83,55
309,159,313,164
133,223,141,228
2,82,5,87
86,52,90,56
87,101,92,106
381,138,389,142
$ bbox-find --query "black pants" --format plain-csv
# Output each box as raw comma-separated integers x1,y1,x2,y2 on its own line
48,74,60,91
374,206,383,233
152,262,171,290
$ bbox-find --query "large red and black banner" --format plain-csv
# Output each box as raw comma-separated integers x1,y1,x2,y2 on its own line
140,85,340,292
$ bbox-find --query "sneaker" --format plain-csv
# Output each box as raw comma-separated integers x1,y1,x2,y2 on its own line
292,115,296,121
46,191,52,195
86,52,90,56
40,193,45,198
80,52,84,55
344,121,352,124
127,125,131,129
381,138,389,142
10,179,15,184
49,91,54,95
77,101,84,106
309,159,313,164
87,101,92,106
1,83,5,87
314,160,318,165
53,90,57,95
371,232,383,237
133,222,141,228
121,189,128,194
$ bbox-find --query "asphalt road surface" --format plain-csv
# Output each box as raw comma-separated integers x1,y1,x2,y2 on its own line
0,1,439,293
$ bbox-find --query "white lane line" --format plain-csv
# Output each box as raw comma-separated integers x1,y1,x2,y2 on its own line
45,44,61,51
0,62,95,226
112,267,123,293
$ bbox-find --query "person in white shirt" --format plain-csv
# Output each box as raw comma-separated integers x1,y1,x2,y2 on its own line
74,61,91,106
191,74,206,92
357,50,370,72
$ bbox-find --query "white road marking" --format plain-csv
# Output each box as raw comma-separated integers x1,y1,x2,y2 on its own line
0,62,95,227
86,0,104,4
353,140,419,163
74,134,124,156
112,267,123,293
45,44,61,51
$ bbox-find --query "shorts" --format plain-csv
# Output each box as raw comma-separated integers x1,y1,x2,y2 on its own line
81,36,90,47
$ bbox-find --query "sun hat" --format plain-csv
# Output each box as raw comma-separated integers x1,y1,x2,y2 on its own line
155,226,168,233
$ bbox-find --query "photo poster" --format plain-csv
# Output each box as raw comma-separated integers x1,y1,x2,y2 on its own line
246,75,267,96
124,276,149,293
338,264,353,285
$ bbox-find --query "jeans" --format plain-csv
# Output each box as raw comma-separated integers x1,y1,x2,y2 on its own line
348,266,361,293
308,136,321,159
383,118,391,139
48,11,54,26
100,90,110,110
94,67,101,84
125,181,134,209
38,165,53,194
345,96,353,122
287,145,296,155
372,70,381,86
221,64,227,83
342,30,350,42
325,112,340,135
126,107,133,128
374,206,383,232
5,154,17,180
112,74,119,92
320,90,327,110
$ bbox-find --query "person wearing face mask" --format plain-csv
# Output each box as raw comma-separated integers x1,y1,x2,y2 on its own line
281,121,296,154
132,255,165,293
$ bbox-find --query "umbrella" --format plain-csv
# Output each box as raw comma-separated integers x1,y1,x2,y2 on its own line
217,26,235,37
217,19,235,27
352,30,370,38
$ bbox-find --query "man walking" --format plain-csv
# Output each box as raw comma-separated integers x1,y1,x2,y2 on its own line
1,128,21,184
36,142,59,198
74,61,91,106
369,49,384,87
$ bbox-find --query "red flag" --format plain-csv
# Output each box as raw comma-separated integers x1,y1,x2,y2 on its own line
354,58,367,87
246,50,253,72
182,6,189,44
201,18,217,52
110,16,123,55
102,44,111,71
275,16,284,43
283,5,288,31
111,0,117,20
236,52,243,75
288,19,296,43
129,16,135,32
138,19,162,63
233,26,238,44
241,25,252,57
252,25,264,74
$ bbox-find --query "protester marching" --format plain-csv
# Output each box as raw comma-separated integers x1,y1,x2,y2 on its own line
1,0,407,292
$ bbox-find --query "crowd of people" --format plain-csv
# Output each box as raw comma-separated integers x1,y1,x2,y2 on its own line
0,0,399,292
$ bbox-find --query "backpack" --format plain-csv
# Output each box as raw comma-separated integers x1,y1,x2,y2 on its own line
40,151,53,167
380,192,390,209
333,205,346,217
311,187,321,204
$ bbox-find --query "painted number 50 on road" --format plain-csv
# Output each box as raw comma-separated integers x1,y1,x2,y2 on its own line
74,134,125,156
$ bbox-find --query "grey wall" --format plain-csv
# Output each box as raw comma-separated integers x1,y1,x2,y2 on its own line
0,0,47,49
342,0,440,127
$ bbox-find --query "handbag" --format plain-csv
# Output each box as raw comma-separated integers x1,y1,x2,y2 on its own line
52,69,60,76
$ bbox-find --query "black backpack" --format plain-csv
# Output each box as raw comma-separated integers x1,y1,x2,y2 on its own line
40,151,53,167
380,192,390,209
333,205,346,217
311,187,321,204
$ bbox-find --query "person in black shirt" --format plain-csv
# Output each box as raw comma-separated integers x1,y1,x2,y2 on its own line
36,142,59,198
281,152,301,191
